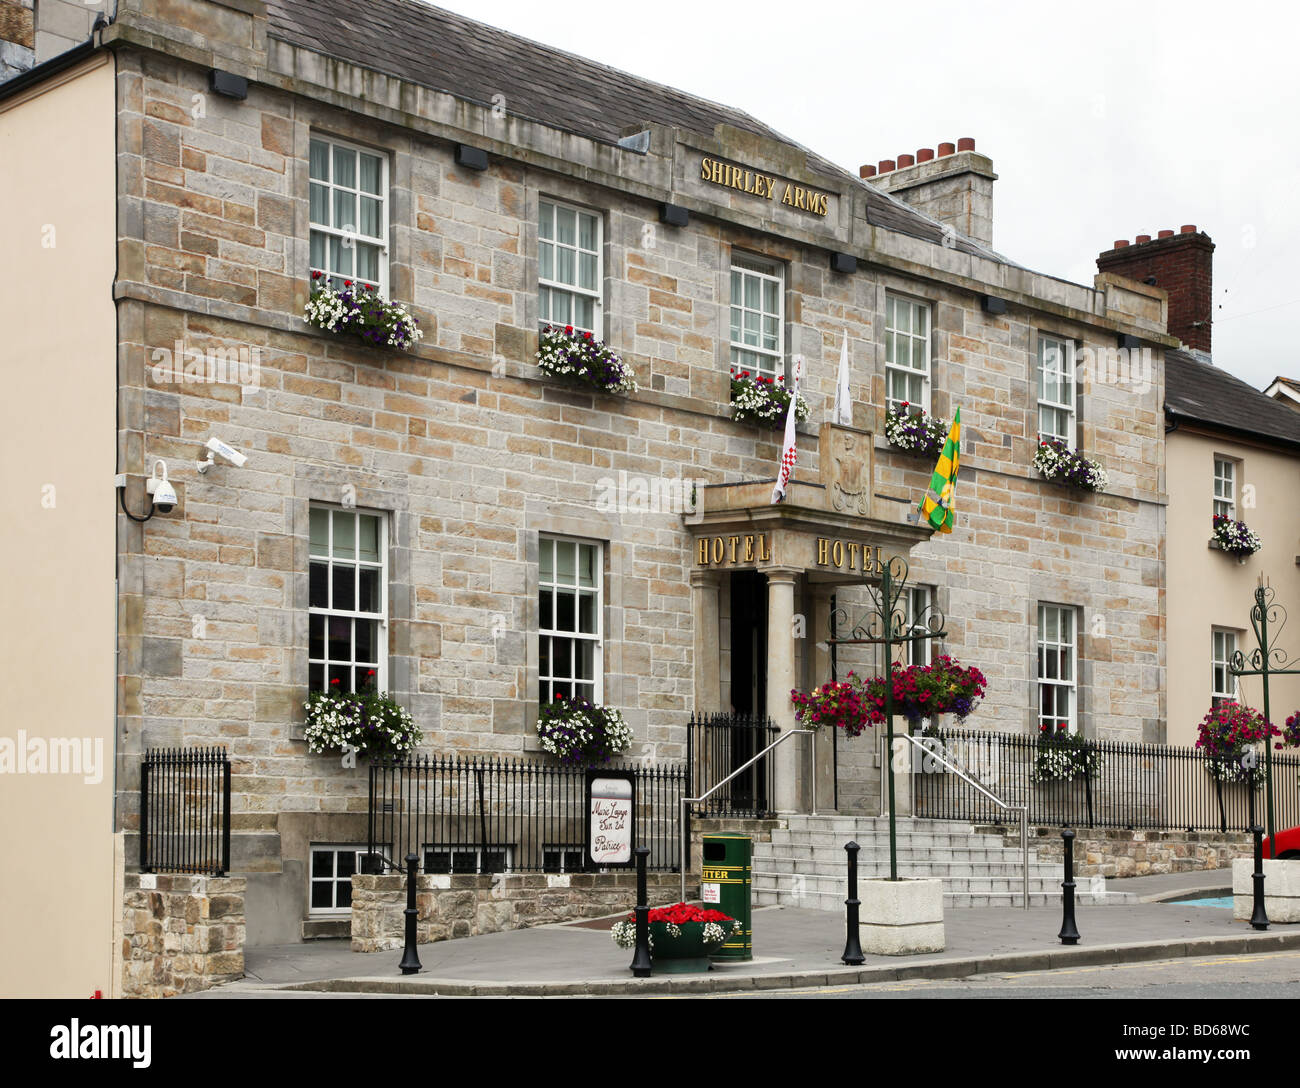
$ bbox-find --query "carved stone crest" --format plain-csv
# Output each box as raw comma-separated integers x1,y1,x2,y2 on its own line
820,423,872,517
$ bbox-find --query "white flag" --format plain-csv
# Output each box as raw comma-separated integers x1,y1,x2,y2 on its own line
771,355,804,504
831,336,852,426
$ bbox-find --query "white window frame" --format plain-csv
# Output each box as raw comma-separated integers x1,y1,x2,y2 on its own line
308,134,390,297
538,535,604,705
542,842,587,874
1037,603,1078,734
538,199,603,335
1211,628,1240,707
422,844,515,875
309,844,367,916
309,504,389,695
905,585,934,667
1213,457,1237,520
1037,333,1077,447
885,294,932,414
729,255,785,382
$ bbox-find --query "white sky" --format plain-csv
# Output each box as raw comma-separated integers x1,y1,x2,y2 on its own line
432,0,1298,391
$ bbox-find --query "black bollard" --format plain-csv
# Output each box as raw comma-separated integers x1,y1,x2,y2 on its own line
842,841,865,965
630,845,652,977
398,851,422,975
1250,825,1270,931
1058,829,1080,946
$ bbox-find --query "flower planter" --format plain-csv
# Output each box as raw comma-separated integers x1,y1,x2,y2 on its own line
648,921,718,973
859,877,945,955
536,325,637,394
884,403,947,460
729,368,809,428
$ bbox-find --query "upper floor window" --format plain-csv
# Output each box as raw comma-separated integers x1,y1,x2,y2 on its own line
1037,334,1076,446
539,200,601,334
309,506,387,693
309,136,388,295
885,295,931,413
1211,628,1240,707
730,256,784,381
539,535,602,705
1037,603,1077,734
1213,457,1236,519
905,585,934,667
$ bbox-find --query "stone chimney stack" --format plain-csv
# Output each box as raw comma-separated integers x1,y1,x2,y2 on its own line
1097,227,1215,355
0,0,34,79
861,138,997,249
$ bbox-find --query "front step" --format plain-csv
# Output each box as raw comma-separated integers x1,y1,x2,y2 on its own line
750,815,1134,910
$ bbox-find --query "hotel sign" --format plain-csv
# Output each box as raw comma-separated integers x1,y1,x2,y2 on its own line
700,157,831,217
696,532,772,566
815,538,885,573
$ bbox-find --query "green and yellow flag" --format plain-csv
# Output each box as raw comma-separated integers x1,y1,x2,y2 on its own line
918,407,960,533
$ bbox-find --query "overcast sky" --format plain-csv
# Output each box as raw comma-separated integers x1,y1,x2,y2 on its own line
434,0,1297,391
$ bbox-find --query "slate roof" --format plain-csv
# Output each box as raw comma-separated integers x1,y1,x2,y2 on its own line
264,0,1004,261
1165,349,1300,450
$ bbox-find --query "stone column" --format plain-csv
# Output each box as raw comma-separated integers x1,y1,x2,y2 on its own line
689,569,721,715
809,583,836,812
766,568,801,813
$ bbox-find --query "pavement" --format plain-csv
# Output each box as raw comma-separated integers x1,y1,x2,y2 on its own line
185,867,1300,997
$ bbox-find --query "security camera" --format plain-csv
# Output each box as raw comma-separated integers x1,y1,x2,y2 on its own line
197,436,248,473
144,461,178,514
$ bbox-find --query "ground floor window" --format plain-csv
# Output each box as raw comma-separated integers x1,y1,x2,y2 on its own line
310,844,367,914
1211,628,1240,707
542,843,586,873
1037,603,1077,733
423,844,513,874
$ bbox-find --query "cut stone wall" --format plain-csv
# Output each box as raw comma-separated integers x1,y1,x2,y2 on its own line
350,871,682,952
983,825,1252,879
121,873,245,997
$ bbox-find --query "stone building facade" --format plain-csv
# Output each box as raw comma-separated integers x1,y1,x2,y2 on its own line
3,0,1179,958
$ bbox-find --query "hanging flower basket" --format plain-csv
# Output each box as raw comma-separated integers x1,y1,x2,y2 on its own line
303,676,420,759
304,274,422,350
1195,702,1276,785
1033,438,1108,492
536,695,633,766
1033,724,1102,782
884,403,948,460
1210,515,1262,557
536,324,638,394
729,368,809,428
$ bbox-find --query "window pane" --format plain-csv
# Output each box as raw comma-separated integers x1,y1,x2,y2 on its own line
310,508,329,555
359,568,380,613
557,247,575,286
359,154,381,195
744,275,758,309
574,296,594,330
332,566,355,611
579,252,597,291
355,620,375,664
336,881,352,909
578,544,596,588
540,589,553,630
310,183,329,226
539,636,550,675
763,280,777,313
576,640,595,681
328,662,350,690
556,591,575,632
310,562,328,608
328,617,352,663
310,230,326,272
330,236,352,277
578,592,596,634
539,538,553,583
539,242,554,281
309,663,324,691
312,851,333,878
360,196,381,238
333,146,356,188
578,212,596,250
539,202,554,240
333,189,356,232
553,639,571,678
333,513,355,559
556,541,575,584
556,206,576,246
309,613,324,659
311,882,333,909
356,244,379,283
310,140,330,181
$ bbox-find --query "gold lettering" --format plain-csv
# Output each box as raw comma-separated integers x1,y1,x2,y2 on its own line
697,537,709,565
701,157,713,181
743,170,757,194
795,187,808,210
874,546,884,573
831,541,844,568
816,193,829,215
761,176,775,199
728,535,740,563
757,535,771,561
744,535,755,562
848,542,859,570
817,538,829,565
711,537,724,564
781,184,795,207
710,160,724,184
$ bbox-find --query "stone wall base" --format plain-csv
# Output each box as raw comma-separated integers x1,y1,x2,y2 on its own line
121,874,245,998
350,871,683,952
982,825,1253,878
1233,858,1300,923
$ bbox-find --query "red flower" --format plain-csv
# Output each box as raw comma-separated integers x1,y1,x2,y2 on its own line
330,678,340,686
584,331,593,340
311,270,322,279
344,280,353,286
565,325,573,334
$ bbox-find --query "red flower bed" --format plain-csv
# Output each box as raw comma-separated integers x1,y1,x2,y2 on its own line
625,902,735,925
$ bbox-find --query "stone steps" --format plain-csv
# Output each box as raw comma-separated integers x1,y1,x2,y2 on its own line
753,888,1123,910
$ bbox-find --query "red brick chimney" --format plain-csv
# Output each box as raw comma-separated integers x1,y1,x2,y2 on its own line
1096,226,1214,354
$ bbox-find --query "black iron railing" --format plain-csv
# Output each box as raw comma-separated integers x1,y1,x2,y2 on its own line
913,728,1300,833
687,712,779,817
140,747,231,875
368,756,687,873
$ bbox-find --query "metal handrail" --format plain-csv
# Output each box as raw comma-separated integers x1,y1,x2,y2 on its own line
681,727,816,902
901,733,1030,910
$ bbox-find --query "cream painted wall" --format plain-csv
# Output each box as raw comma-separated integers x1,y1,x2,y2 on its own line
1166,427,1300,748
0,53,118,997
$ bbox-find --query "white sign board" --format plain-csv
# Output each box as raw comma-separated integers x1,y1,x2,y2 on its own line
701,882,721,904
589,776,634,866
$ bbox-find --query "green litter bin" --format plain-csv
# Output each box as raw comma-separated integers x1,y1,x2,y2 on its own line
700,832,752,961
